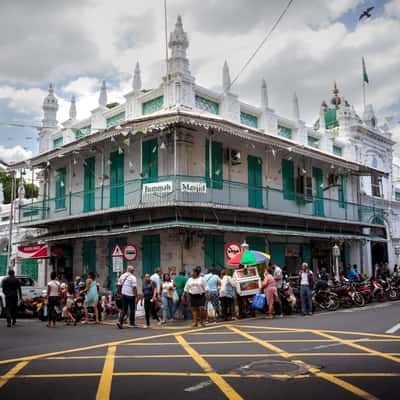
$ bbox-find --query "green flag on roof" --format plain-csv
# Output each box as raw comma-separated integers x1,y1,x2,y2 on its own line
362,57,369,84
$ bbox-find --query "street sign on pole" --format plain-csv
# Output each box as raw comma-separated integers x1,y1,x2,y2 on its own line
123,244,138,262
112,244,123,272
225,242,241,260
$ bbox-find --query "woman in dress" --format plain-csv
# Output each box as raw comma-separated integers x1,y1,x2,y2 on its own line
184,266,208,327
81,271,99,324
47,271,61,328
262,266,281,319
161,273,175,324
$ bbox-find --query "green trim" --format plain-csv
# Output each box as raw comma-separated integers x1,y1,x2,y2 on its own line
325,109,338,129
142,138,158,181
142,234,160,276
204,234,224,270
143,96,164,115
278,126,292,139
333,145,343,156
53,137,63,149
240,112,258,128
21,259,38,281
195,95,219,114
395,191,400,201
205,139,223,189
75,126,91,140
106,112,125,128
0,255,8,275
313,167,324,217
109,151,124,208
55,167,66,209
82,239,96,274
84,157,95,212
246,236,265,252
282,159,295,200
248,155,263,208
308,136,319,149
338,175,346,208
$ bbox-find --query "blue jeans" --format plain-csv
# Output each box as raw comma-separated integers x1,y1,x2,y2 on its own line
172,294,189,320
300,285,312,315
162,293,173,321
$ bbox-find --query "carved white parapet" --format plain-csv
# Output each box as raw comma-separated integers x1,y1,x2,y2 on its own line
163,74,195,110
295,121,308,145
220,92,240,123
124,90,142,119
259,108,278,135
91,107,107,131
63,128,76,145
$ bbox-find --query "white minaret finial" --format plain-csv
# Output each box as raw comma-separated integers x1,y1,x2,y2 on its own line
133,61,141,91
223,60,231,93
69,96,77,120
99,80,107,107
261,78,269,109
168,15,190,76
293,92,300,120
42,83,59,128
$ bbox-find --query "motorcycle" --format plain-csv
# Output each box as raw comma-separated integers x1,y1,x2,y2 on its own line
330,279,365,307
313,287,340,311
370,279,385,302
378,278,399,301
354,281,373,304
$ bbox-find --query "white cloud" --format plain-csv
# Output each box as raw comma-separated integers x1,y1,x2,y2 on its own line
0,145,32,163
0,86,47,115
385,0,400,17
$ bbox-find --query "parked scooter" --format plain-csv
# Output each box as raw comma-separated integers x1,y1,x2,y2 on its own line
313,287,340,311
370,278,385,302
279,282,296,315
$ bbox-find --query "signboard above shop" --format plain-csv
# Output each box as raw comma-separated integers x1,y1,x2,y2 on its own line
18,244,49,259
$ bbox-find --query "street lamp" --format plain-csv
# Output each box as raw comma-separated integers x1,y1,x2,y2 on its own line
332,244,340,282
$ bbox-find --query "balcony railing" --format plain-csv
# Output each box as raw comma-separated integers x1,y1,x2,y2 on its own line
19,175,385,225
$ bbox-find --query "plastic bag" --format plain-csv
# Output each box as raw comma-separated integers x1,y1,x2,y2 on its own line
252,293,266,310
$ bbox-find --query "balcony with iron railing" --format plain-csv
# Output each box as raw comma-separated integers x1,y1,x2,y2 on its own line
18,175,385,226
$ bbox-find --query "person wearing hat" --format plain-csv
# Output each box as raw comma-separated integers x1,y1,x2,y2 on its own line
116,266,138,329
74,276,82,294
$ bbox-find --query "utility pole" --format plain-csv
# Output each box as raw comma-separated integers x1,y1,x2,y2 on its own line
7,170,16,269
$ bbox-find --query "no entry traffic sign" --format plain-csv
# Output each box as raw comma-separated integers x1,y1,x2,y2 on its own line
225,242,241,260
123,244,138,262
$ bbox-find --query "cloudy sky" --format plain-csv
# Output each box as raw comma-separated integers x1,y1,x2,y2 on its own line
0,0,399,163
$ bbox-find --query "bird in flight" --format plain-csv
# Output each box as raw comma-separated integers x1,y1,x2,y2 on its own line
359,6,375,21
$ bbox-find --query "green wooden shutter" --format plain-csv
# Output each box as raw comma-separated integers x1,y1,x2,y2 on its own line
246,236,265,252
84,157,95,212
55,167,66,209
142,138,158,182
0,255,8,275
82,240,97,274
108,237,127,293
313,167,325,216
142,235,160,276
344,242,351,266
269,243,286,267
212,141,223,190
110,151,124,208
21,259,38,281
338,175,346,208
282,159,295,200
204,235,224,270
205,139,223,189
248,156,263,208
302,244,312,269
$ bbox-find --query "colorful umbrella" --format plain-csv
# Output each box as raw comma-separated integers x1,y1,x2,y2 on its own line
228,249,270,266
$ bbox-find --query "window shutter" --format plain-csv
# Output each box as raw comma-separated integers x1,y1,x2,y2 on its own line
55,167,66,209
84,157,95,212
282,159,295,200
110,151,124,208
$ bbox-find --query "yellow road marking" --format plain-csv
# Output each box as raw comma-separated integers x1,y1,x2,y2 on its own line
175,335,244,400
188,330,296,335
314,331,400,364
334,373,400,377
96,346,116,400
123,340,252,345
16,373,101,379
236,324,400,339
0,361,29,389
229,326,379,400
0,324,220,366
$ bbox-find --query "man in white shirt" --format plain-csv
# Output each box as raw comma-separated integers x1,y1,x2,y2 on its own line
299,262,314,316
117,266,138,329
271,263,283,289
150,268,162,295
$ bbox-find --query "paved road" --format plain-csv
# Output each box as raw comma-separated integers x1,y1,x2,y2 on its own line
0,302,399,400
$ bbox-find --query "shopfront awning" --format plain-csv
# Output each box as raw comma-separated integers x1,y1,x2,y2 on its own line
16,220,387,244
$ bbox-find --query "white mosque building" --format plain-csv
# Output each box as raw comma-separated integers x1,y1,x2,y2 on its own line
10,16,400,287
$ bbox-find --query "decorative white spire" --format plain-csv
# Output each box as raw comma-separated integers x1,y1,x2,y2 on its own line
17,179,25,201
42,83,58,128
293,92,300,120
222,60,231,93
99,80,107,107
69,96,77,120
133,61,141,91
261,78,269,109
168,15,190,76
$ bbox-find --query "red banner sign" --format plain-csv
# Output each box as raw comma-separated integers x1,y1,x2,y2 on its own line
18,244,49,259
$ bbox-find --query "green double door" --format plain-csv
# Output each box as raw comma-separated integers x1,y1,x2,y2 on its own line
84,157,95,212
82,240,96,275
110,151,124,208
204,235,224,270
313,167,324,217
21,259,39,282
248,155,263,208
142,235,160,276
142,138,158,182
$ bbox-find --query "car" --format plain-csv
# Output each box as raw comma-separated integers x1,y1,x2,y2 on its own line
0,275,46,316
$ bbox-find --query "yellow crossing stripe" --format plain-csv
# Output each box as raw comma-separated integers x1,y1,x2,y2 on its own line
96,346,116,400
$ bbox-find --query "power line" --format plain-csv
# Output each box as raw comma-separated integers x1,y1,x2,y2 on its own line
228,0,295,91
0,121,42,129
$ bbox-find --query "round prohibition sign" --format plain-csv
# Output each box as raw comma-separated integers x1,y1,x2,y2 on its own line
225,242,241,260
123,244,138,262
